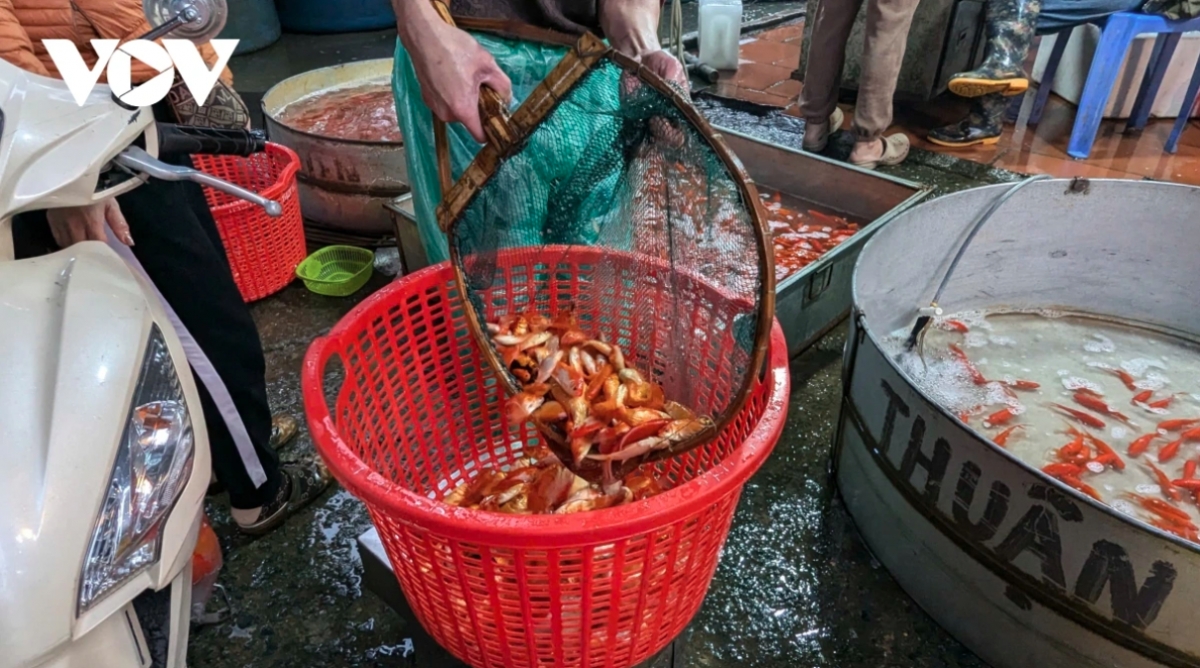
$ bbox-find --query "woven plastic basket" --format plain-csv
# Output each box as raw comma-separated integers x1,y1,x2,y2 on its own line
193,142,305,302
302,250,789,668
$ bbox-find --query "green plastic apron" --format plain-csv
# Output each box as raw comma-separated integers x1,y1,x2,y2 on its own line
392,33,574,265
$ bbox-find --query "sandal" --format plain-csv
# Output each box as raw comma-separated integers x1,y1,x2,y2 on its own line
235,461,332,536
269,414,301,450
802,106,846,152
848,133,910,170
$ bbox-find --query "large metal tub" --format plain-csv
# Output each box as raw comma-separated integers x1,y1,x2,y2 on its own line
262,59,408,237
837,178,1200,668
720,129,928,357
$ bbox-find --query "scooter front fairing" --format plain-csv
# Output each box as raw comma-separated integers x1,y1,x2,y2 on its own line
0,243,209,668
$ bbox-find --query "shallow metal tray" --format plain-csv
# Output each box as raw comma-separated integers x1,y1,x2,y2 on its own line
384,192,429,275
718,128,929,358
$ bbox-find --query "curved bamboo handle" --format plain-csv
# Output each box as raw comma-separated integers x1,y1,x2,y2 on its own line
477,85,515,151
429,1,516,199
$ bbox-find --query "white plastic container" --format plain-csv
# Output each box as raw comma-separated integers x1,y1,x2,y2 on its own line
699,0,743,71
1032,26,1200,119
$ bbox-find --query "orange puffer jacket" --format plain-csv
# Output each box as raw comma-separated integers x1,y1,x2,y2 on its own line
0,0,232,85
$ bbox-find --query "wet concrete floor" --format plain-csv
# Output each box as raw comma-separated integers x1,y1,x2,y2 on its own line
189,16,1024,667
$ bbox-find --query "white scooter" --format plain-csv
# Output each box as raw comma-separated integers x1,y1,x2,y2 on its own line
0,1,280,666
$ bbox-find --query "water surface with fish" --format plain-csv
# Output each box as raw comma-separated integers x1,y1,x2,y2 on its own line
892,311,1200,543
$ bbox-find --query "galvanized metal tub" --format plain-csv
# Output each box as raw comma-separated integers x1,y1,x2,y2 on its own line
836,178,1200,668
261,58,408,237
719,129,928,357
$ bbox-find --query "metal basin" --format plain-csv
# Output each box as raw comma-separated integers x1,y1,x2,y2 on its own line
261,58,408,237
719,129,928,357
383,192,427,275
837,178,1200,668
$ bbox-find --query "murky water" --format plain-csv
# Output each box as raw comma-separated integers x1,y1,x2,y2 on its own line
279,80,401,142
890,311,1200,541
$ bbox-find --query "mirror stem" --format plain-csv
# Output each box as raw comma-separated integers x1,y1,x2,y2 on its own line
138,4,198,41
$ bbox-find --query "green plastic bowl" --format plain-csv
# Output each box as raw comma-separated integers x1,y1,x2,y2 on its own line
295,245,374,297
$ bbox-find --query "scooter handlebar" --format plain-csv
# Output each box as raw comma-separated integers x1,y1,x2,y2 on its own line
115,146,283,217
156,125,267,158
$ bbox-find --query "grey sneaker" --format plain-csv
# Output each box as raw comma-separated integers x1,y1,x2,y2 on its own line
848,133,911,170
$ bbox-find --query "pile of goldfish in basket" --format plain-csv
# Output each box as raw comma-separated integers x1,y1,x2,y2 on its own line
444,310,711,515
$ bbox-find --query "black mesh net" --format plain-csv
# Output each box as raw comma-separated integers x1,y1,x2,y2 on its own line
442,39,771,481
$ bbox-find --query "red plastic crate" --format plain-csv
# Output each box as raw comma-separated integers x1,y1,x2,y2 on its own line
193,142,305,302
302,251,789,668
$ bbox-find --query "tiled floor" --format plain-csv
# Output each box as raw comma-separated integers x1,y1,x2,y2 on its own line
711,22,806,107
706,20,1200,186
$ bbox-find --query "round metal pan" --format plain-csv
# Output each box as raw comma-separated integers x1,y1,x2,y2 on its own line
261,58,408,237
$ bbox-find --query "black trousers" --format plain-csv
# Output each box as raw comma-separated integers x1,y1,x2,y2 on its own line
13,166,283,510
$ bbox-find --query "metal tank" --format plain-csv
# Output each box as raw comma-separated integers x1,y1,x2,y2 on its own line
836,178,1200,668
261,58,408,238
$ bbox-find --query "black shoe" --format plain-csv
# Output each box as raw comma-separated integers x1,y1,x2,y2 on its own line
948,0,1042,97
928,95,1007,148
235,461,333,537
206,414,302,497
928,121,1002,147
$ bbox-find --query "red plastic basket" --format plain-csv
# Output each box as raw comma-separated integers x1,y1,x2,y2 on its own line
302,250,789,668
193,142,305,302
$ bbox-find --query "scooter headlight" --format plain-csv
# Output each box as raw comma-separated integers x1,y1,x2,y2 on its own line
78,325,195,613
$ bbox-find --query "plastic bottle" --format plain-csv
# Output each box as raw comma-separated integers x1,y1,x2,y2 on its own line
698,0,743,71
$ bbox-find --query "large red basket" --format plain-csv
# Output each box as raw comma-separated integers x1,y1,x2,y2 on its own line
193,142,305,302
302,251,789,668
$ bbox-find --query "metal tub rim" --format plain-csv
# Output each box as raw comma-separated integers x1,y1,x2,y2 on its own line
847,176,1200,553
850,177,1200,334
260,58,403,148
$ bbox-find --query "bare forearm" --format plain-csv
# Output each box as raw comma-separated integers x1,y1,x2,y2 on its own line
387,0,513,142
392,0,443,47
599,0,663,58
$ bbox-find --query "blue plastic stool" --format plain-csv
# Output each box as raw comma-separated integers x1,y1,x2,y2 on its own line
1028,11,1200,159
1165,53,1200,152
